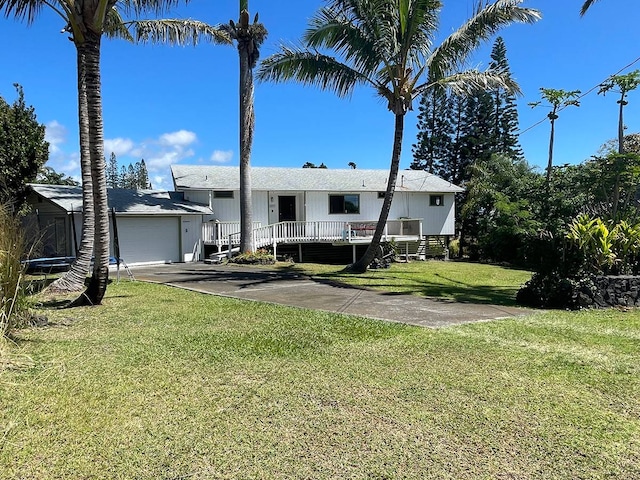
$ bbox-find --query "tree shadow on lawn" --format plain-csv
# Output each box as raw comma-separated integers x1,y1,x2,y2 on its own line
315,272,524,307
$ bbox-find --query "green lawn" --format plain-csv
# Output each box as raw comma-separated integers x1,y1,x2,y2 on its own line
1,279,639,479
280,260,532,306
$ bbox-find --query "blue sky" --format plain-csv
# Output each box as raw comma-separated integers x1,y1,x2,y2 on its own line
1,0,639,191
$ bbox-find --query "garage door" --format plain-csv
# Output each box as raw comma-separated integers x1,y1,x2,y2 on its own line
114,216,180,264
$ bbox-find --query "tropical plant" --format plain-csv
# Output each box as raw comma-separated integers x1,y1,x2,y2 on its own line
529,88,581,184
566,214,617,274
221,0,267,254
258,0,540,273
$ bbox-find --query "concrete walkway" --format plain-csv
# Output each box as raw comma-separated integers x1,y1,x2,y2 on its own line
129,263,534,328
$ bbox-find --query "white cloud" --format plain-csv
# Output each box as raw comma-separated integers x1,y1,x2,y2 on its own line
104,138,134,157
45,120,67,154
159,130,197,147
146,148,195,170
210,150,233,164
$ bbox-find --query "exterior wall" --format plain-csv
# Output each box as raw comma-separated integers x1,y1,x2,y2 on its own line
182,189,210,205
208,190,269,226
305,191,384,221
180,187,457,236
407,192,456,235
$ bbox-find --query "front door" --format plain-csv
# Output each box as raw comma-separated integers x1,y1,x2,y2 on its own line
278,196,296,222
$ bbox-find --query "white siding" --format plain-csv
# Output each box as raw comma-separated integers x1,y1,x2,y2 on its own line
410,193,456,235
305,191,385,221
183,190,210,205
113,216,180,264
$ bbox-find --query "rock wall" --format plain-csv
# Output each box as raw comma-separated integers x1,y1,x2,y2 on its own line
577,276,640,308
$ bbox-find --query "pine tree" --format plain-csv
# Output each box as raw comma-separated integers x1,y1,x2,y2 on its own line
489,37,523,159
119,165,128,189
411,89,453,172
106,152,119,188
135,159,150,189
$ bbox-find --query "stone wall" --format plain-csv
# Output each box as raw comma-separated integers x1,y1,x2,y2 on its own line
577,275,640,308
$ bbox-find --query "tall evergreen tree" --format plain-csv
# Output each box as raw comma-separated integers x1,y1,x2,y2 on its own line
106,152,119,188
489,37,522,159
411,89,453,173
136,159,150,189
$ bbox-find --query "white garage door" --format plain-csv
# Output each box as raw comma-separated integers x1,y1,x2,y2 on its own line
114,216,180,264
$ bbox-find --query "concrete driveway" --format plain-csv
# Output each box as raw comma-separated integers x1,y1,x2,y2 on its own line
129,263,534,328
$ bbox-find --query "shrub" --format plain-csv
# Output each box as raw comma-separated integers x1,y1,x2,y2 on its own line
228,249,276,265
1,205,29,338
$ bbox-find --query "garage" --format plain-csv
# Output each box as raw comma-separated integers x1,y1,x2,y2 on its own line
114,216,180,265
27,185,214,266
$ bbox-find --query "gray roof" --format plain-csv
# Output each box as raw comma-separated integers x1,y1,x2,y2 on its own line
171,165,464,193
29,184,212,215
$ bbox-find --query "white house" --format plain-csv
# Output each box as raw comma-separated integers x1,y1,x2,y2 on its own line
26,184,213,265
171,165,463,263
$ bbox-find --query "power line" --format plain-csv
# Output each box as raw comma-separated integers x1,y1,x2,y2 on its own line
518,55,640,136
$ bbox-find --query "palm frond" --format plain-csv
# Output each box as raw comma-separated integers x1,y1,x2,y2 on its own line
122,0,188,15
428,0,540,83
428,70,522,97
104,7,133,41
304,3,383,78
580,0,601,16
133,19,231,46
256,45,370,98
0,0,45,24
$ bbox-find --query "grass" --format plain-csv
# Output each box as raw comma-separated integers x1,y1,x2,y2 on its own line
279,260,532,306
1,280,639,479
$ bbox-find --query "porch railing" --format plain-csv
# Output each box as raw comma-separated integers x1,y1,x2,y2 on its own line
203,219,422,250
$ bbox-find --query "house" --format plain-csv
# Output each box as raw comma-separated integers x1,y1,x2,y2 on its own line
25,184,213,265
171,165,463,263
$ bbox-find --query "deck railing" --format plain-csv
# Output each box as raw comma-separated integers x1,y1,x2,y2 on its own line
203,219,422,250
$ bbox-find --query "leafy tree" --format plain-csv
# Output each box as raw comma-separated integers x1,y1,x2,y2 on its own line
221,1,267,254
258,0,539,273
302,162,327,169
529,88,581,184
35,166,79,186
0,84,49,213
463,154,539,264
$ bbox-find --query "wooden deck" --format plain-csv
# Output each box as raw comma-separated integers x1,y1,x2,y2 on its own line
201,219,423,251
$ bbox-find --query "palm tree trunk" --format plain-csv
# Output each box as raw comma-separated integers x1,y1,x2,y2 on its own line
546,116,555,184
239,33,254,253
73,34,110,306
48,46,94,293
349,114,404,273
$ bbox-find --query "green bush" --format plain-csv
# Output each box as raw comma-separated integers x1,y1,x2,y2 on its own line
228,249,276,265
1,205,29,338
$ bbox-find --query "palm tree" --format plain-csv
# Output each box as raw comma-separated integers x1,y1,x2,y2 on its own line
598,70,640,220
220,1,267,254
258,0,540,272
528,88,581,185
2,1,228,300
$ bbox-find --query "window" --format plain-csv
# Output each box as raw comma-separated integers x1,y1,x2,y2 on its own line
377,191,386,199
429,195,444,206
329,194,360,214
213,190,234,199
